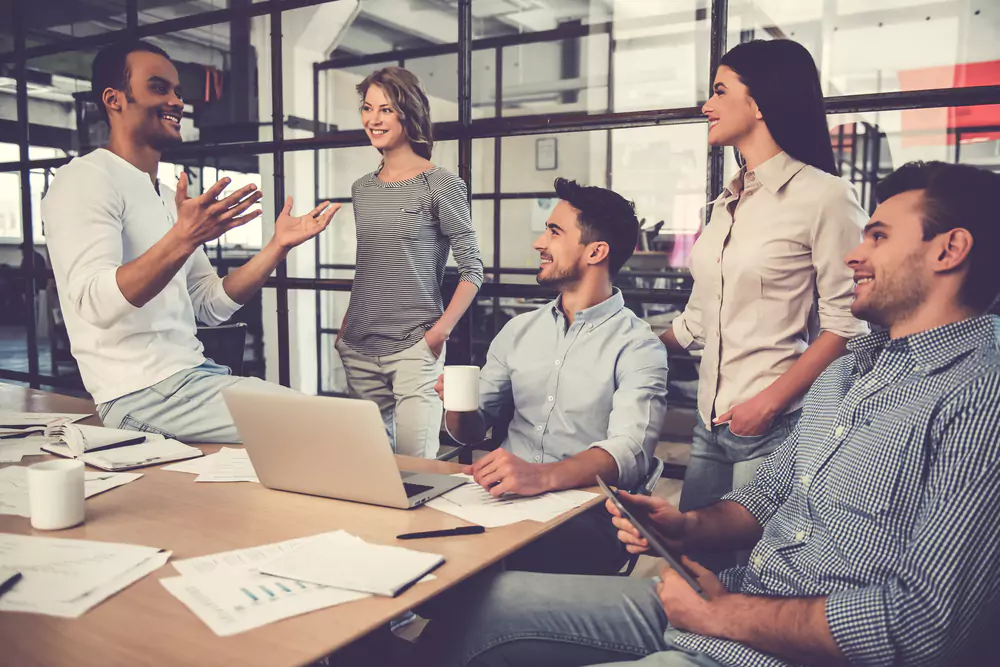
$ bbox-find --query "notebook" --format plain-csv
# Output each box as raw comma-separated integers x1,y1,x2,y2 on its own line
41,424,203,471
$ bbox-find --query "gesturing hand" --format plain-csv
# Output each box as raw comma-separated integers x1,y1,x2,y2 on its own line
273,197,341,250
173,172,263,247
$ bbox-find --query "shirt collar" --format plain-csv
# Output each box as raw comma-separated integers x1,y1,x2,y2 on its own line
550,288,625,329
724,151,807,198
848,315,998,375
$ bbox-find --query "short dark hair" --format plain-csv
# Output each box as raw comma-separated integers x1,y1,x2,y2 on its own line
91,41,171,122
876,161,1000,312
553,178,638,276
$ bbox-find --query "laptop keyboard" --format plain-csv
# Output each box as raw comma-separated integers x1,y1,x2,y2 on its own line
403,482,434,498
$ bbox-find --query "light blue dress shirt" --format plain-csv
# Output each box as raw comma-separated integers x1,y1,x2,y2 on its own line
460,289,668,488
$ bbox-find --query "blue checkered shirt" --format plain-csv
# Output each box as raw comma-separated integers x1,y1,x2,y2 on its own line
668,315,1000,666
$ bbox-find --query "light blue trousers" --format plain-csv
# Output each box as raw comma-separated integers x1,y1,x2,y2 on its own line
96,361,296,443
418,571,723,667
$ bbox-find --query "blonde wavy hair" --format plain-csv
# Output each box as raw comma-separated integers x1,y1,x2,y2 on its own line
357,67,434,160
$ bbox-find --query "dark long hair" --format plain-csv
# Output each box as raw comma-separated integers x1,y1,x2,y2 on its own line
719,40,837,175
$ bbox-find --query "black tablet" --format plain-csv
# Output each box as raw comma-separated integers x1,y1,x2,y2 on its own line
597,475,707,599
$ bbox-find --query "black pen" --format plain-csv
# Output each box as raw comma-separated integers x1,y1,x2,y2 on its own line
0,572,22,600
397,526,485,540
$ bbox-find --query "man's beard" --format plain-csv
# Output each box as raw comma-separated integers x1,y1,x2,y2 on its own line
852,252,928,329
536,262,582,288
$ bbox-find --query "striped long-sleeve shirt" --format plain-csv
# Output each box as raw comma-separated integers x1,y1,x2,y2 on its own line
342,166,484,357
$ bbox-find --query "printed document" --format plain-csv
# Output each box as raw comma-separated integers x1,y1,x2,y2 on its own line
425,474,597,527
260,530,444,597
0,466,142,517
0,534,169,618
194,447,259,483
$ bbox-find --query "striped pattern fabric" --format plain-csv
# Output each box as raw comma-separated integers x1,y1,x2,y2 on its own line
673,315,1000,666
342,166,484,357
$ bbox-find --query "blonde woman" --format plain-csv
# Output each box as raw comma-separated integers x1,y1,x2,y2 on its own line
335,67,483,459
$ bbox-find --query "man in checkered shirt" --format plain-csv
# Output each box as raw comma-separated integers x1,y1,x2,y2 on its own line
419,161,1000,667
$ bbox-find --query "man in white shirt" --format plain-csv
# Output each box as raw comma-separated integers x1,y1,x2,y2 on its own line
41,41,338,443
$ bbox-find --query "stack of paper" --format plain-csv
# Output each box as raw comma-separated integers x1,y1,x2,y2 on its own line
0,412,89,433
0,466,142,517
194,448,259,483
0,534,169,618
0,435,48,463
425,474,598,527
160,532,370,636
261,530,444,597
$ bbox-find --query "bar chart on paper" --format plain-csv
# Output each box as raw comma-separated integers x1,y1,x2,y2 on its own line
160,570,369,637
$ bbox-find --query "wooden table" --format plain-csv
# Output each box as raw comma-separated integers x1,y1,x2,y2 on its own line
0,384,601,667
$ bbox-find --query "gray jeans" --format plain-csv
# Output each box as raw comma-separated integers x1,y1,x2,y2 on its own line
336,336,445,458
97,360,296,443
418,571,723,667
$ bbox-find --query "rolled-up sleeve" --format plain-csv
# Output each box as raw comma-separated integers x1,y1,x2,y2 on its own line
589,335,668,489
827,378,1000,665
41,162,137,329
811,180,868,339
185,248,242,326
435,175,484,289
671,257,709,351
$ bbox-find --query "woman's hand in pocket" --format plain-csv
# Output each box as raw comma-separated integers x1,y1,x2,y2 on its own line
424,327,448,359
714,391,780,437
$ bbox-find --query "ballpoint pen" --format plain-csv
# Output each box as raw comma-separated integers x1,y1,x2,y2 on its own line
0,572,23,600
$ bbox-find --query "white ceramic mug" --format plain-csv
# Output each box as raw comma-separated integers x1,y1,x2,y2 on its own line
443,365,480,412
27,459,85,530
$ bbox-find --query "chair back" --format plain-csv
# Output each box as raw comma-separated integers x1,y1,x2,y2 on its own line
196,322,248,376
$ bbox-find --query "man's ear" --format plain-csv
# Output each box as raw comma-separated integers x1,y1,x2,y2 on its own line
586,241,610,267
933,228,973,274
750,97,763,121
102,87,121,116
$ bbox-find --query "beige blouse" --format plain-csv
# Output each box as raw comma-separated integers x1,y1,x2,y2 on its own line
672,151,869,427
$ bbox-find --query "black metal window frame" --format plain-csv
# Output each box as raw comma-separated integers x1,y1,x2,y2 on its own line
2,0,999,394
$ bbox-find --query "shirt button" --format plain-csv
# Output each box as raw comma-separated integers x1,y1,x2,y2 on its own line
716,257,721,263
534,456,540,462
554,360,561,365
752,555,763,568
801,475,812,489
794,530,806,542
834,425,845,438
536,425,543,431
547,396,554,402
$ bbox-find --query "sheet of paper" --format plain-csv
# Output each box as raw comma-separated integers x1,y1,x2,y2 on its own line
194,448,258,483
0,534,169,618
0,412,90,430
0,467,142,517
0,435,49,463
425,475,598,528
260,530,444,597
172,532,342,576
162,448,237,474
161,570,368,637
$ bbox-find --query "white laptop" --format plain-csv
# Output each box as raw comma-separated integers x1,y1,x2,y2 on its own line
222,389,466,509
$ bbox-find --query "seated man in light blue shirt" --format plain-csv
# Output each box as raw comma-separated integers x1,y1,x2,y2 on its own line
438,178,668,575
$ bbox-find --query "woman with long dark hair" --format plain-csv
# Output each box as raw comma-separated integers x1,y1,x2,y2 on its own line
660,40,868,565
335,67,483,459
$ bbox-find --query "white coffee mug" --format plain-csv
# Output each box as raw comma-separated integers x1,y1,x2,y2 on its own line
28,459,85,531
444,365,480,412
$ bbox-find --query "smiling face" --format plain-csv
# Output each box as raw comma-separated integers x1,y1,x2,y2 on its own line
702,65,760,147
846,190,935,328
108,50,184,149
361,84,408,152
532,201,592,288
